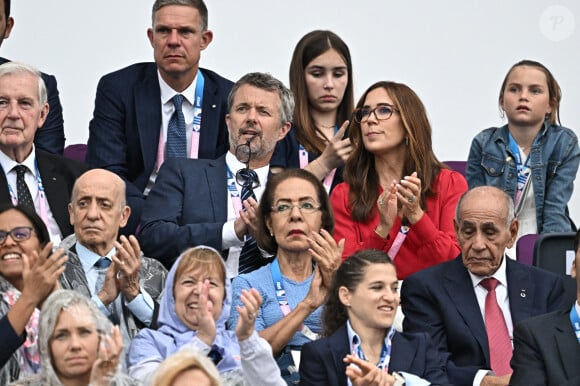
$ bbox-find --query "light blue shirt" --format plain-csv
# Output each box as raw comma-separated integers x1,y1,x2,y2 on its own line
76,242,155,325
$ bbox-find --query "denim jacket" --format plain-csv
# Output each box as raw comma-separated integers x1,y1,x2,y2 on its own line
466,122,580,233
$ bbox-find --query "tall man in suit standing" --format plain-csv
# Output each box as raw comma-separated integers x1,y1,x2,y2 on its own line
0,0,65,154
0,62,88,244
510,229,580,385
139,72,292,277
401,186,566,386
86,0,233,234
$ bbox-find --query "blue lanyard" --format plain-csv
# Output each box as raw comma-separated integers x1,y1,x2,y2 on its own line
226,166,240,198
271,258,291,309
570,304,580,345
192,70,204,132
350,327,395,372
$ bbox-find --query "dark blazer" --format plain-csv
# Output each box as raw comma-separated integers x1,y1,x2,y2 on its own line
0,57,65,155
86,63,233,234
510,308,580,386
0,149,90,237
138,155,229,268
299,324,451,386
0,315,25,369
401,255,566,386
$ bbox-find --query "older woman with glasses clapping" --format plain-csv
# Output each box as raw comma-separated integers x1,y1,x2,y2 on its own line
228,168,343,385
330,81,468,280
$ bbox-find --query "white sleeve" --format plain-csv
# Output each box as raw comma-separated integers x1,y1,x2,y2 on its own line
238,332,285,386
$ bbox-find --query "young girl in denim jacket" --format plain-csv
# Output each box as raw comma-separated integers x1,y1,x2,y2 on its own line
466,60,580,238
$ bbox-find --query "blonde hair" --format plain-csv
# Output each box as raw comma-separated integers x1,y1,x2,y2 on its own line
151,348,221,386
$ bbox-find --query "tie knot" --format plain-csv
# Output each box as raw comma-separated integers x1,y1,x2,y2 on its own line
14,165,29,177
172,94,184,110
236,168,259,189
94,258,111,269
480,277,499,291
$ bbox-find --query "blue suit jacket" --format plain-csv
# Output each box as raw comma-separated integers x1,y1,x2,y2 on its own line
299,323,451,386
0,57,65,155
138,155,229,268
86,63,233,234
401,256,566,386
510,308,580,386
0,149,90,237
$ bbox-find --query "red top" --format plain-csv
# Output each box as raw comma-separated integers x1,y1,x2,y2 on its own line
331,168,468,279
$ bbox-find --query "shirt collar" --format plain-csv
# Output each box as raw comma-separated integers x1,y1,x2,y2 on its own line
468,252,508,289
0,145,36,176
75,242,116,271
225,151,270,188
346,320,394,354
158,70,197,106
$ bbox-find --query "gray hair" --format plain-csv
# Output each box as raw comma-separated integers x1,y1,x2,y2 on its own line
227,72,295,126
34,290,131,386
151,0,208,31
455,186,515,227
0,61,47,105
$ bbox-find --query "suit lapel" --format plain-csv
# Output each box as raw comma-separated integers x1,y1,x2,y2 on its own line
554,310,580,379
506,258,533,324
206,155,228,223
326,325,350,385
135,66,162,175
61,246,92,298
0,164,11,203
444,257,489,362
36,151,70,235
199,69,220,156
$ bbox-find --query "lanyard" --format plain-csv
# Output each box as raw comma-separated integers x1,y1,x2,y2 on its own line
298,126,339,193
508,133,534,206
8,160,50,233
226,166,243,216
270,259,319,340
350,327,395,372
570,304,580,345
156,70,205,169
387,220,410,261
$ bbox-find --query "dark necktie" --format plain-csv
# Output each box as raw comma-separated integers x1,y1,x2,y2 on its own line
14,165,35,211
166,94,187,158
237,169,261,274
481,278,512,376
94,257,111,294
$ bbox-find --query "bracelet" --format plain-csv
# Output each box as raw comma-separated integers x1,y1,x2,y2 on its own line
374,225,389,239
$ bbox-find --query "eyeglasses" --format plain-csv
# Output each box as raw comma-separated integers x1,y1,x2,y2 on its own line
0,227,35,245
354,104,399,123
271,202,321,215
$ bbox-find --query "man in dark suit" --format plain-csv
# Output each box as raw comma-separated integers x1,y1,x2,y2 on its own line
510,229,580,386
401,186,566,386
139,72,292,276
0,0,65,154
0,62,88,244
61,168,167,351
86,0,233,234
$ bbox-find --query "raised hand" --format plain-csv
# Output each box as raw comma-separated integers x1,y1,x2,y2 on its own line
307,229,343,288
375,181,398,239
90,325,123,386
396,172,424,224
112,235,141,301
194,279,217,346
344,354,396,386
235,288,263,341
21,243,68,305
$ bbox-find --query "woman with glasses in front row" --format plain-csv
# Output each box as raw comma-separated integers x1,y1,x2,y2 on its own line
331,82,467,279
0,203,68,384
228,169,343,385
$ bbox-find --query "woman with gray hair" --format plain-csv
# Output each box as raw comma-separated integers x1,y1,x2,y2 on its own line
10,290,136,386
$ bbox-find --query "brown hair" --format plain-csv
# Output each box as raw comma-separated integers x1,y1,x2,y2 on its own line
344,81,445,222
289,30,354,154
255,168,334,254
499,59,561,125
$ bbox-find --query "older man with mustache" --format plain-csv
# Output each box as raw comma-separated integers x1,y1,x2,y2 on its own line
139,72,292,277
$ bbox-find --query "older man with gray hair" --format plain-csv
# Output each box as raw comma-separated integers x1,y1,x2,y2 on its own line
139,72,293,277
0,62,88,244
